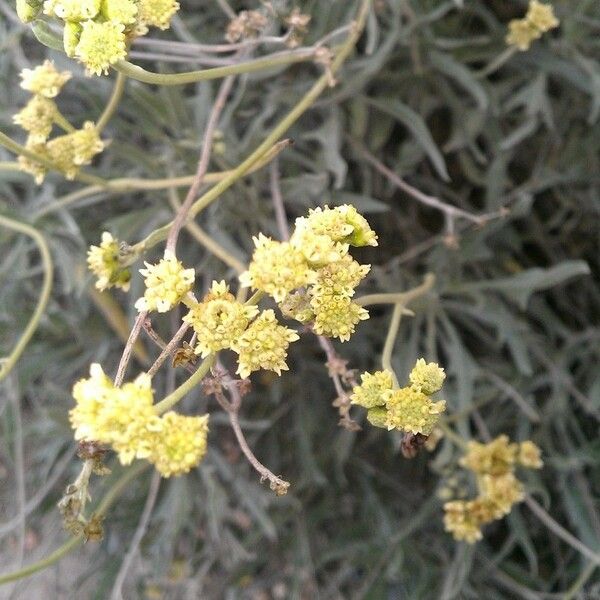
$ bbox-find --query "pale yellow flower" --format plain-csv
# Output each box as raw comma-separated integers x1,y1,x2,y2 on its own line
76,19,127,76
443,500,484,544
17,0,42,23
149,412,209,477
350,370,394,409
137,0,180,30
63,21,82,57
233,309,299,379
409,358,446,395
44,0,101,21
478,472,525,518
19,60,72,98
18,137,48,184
13,96,57,143
384,386,446,435
460,435,518,477
289,228,348,266
183,281,259,357
101,0,138,24
311,255,370,298
87,231,131,292
518,440,543,469
135,251,195,313
310,294,368,341
527,0,559,32
239,234,315,302
506,19,541,51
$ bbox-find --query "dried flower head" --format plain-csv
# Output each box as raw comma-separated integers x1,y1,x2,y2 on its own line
351,370,394,409
87,231,132,292
13,96,57,143
460,435,518,477
409,358,446,395
19,60,72,98
240,234,315,302
135,251,195,313
233,309,299,379
384,386,446,435
226,10,267,43
183,280,259,357
75,20,127,76
137,0,180,30
149,412,209,477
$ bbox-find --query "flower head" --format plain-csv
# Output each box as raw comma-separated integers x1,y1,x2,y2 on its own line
137,0,180,30
527,0,559,32
310,294,368,341
518,440,543,469
294,205,378,248
478,472,524,518
101,0,138,24
506,19,540,51
13,96,57,143
240,234,314,302
135,252,195,313
289,228,348,266
409,358,446,395
233,309,299,379
87,231,131,292
384,386,446,435
19,60,72,98
183,281,259,357
149,412,209,477
311,255,370,298
46,122,104,179
44,0,101,21
18,138,49,184
443,500,484,544
460,435,518,477
76,19,127,76
351,370,394,409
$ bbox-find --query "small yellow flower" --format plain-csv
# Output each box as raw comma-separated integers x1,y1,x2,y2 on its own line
46,122,104,179
13,96,57,143
137,0,180,30
294,205,378,248
311,255,370,298
409,358,446,395
518,440,543,469
384,386,446,435
44,0,101,21
18,137,49,184
76,19,127,76
527,0,559,32
233,309,299,379
183,281,259,357
478,472,525,518
17,0,42,22
135,251,195,313
101,0,138,24
310,294,369,341
460,435,518,477
350,370,394,409
443,500,484,544
149,412,209,477
289,228,348,266
87,231,132,292
506,19,540,51
239,234,315,303
19,60,72,98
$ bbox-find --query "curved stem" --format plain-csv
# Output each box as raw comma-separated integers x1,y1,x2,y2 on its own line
0,214,53,382
97,72,127,133
0,463,148,586
356,273,436,307
53,111,76,133
475,46,518,78
132,0,371,255
113,47,316,86
153,353,216,414
381,303,403,387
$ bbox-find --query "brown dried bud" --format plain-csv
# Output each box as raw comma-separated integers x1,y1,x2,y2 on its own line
172,341,198,368
401,432,429,459
226,10,268,43
83,514,104,542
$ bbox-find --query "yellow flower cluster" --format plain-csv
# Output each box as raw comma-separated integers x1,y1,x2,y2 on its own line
351,360,446,435
443,435,543,543
71,364,209,477
506,1,559,51
183,281,259,357
135,251,195,313
87,231,132,291
13,62,105,183
28,0,180,75
240,205,376,342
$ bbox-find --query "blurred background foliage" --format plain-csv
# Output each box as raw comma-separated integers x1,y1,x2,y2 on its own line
1,0,600,598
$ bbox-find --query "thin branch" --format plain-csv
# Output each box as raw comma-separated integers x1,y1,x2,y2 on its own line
97,72,127,133
114,312,147,386
165,74,236,255
147,321,190,377
270,158,290,240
